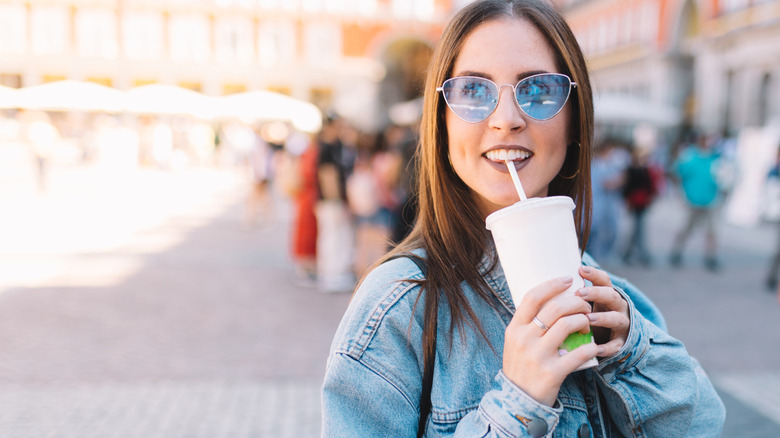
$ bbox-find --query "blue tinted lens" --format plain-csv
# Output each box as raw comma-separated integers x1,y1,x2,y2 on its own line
515,74,571,120
441,77,498,123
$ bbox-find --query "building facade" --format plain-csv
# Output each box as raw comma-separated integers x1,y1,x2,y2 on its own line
0,0,465,131
558,0,780,141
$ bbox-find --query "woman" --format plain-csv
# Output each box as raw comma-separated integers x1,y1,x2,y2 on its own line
322,1,725,436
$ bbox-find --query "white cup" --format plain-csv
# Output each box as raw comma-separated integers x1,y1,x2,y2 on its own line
486,196,597,370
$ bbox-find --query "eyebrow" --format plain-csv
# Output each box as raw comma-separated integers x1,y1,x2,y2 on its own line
454,70,550,81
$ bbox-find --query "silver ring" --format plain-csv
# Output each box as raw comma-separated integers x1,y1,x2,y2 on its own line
532,316,550,332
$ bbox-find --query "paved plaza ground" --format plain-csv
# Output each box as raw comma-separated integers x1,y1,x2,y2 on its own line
0,153,778,437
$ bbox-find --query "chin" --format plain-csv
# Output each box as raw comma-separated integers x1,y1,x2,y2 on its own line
476,195,516,217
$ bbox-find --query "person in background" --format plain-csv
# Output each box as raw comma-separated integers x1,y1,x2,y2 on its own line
765,147,780,291
388,123,420,245
620,145,660,266
346,131,400,278
286,129,319,286
669,132,722,271
321,1,725,436
586,138,626,263
244,127,275,229
316,117,355,293
20,110,59,192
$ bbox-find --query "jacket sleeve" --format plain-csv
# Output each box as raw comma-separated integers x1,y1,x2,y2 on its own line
594,281,725,437
323,349,566,438
321,352,420,437
450,371,563,438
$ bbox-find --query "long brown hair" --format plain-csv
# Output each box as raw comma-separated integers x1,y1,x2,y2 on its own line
383,0,594,350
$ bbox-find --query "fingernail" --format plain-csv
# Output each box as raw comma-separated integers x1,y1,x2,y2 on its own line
560,276,573,284
587,313,598,322
581,266,592,274
577,288,589,297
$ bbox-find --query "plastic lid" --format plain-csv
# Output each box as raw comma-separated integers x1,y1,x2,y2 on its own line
485,196,575,230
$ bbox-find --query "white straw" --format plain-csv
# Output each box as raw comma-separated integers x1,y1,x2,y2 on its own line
505,159,527,201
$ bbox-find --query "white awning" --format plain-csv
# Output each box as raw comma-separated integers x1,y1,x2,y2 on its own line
594,93,682,127
15,80,126,113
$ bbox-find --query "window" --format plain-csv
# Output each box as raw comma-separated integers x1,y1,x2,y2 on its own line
31,5,69,55
351,0,377,17
258,20,296,66
76,8,118,59
324,0,345,14
123,11,165,61
0,4,26,54
281,0,300,11
597,18,608,52
415,0,435,20
215,16,254,65
621,7,633,45
639,1,658,43
302,0,323,12
304,22,341,65
393,0,413,18
169,14,211,64
215,0,257,6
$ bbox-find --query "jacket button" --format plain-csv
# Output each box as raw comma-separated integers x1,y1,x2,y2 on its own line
578,423,590,438
527,419,548,438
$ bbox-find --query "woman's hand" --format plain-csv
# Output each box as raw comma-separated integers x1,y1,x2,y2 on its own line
502,276,598,407
576,266,630,357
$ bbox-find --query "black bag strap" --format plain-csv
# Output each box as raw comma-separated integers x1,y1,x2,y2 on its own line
384,254,433,438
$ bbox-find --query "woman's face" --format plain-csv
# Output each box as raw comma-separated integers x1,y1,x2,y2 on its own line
445,17,572,217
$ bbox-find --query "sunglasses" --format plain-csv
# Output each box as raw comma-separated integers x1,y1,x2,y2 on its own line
437,73,577,123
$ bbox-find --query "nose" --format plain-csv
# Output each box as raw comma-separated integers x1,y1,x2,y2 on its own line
488,84,526,131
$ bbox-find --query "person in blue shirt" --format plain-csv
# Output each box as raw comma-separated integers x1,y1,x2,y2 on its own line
587,139,627,263
322,1,725,436
669,133,722,271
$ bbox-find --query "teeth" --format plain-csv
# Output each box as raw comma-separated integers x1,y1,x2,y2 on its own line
485,149,531,161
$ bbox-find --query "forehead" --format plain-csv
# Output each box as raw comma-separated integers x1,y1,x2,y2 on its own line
452,17,559,76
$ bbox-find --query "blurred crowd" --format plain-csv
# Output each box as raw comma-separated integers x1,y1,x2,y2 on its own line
243,115,419,293
3,106,780,296
0,107,421,294
585,128,780,293
0,109,246,181
586,131,735,271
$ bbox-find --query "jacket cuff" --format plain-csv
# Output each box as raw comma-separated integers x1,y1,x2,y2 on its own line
479,371,563,437
596,284,649,380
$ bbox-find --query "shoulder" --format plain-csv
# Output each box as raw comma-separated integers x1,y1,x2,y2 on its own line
331,256,427,361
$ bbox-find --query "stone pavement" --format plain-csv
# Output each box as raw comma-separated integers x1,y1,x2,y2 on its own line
0,158,779,437
603,192,780,437
0,162,350,437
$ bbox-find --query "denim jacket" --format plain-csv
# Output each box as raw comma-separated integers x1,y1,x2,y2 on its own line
322,252,725,437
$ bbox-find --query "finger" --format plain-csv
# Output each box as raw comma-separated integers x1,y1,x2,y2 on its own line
579,266,613,287
557,340,600,371
534,295,592,333
587,310,630,333
543,313,591,348
576,286,627,314
595,338,625,357
514,276,574,323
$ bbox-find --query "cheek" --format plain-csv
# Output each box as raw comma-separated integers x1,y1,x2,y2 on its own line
445,113,472,165
551,112,573,166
